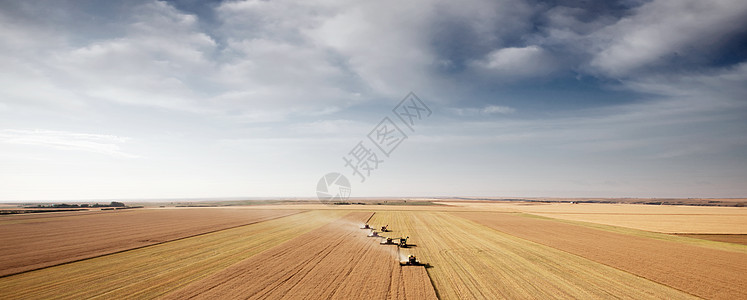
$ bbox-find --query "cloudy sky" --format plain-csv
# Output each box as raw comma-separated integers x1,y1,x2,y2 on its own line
1,0,746,201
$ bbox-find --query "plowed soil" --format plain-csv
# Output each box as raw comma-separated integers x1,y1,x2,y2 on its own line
164,212,437,300
0,208,300,277
457,212,747,300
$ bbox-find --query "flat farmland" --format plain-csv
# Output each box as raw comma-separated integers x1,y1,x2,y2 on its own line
0,210,348,298
675,234,747,245
440,202,747,234
0,208,301,276
457,212,747,299
369,211,696,299
1,202,745,299
165,212,437,299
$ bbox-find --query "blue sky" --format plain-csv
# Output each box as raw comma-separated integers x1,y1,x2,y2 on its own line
1,0,746,201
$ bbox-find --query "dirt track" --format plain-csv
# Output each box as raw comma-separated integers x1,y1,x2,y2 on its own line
165,212,437,299
457,212,747,300
0,208,299,277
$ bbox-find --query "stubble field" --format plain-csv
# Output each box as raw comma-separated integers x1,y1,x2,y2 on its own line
0,208,301,277
0,202,745,299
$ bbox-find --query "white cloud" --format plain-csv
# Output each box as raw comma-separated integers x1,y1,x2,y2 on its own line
0,129,138,158
0,0,578,120
0,1,217,116
482,105,516,114
451,105,516,116
621,62,747,98
589,0,747,76
0,0,367,123
289,119,369,136
55,2,216,112
472,46,557,78
0,0,745,199
306,0,438,98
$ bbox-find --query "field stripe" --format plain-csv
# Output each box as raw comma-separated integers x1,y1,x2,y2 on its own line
456,211,747,300
0,210,303,279
0,210,348,299
370,210,697,300
673,233,747,245
516,212,747,254
0,208,304,277
164,212,437,300
0,209,114,224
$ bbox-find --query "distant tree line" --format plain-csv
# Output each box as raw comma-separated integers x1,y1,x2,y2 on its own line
29,201,127,208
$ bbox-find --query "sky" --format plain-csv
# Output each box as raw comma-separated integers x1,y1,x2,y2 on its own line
1,0,746,201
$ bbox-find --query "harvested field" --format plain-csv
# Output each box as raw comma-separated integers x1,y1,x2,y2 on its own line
165,211,437,300
457,212,747,300
527,213,747,234
2,203,744,299
0,208,112,223
0,208,300,277
0,208,88,215
369,211,695,300
674,234,747,246
440,202,747,234
400,267,437,299
0,210,347,299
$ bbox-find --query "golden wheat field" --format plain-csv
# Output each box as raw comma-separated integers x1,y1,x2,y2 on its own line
1,201,745,299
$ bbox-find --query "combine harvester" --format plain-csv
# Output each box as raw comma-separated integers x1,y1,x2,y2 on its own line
364,224,390,238
398,236,411,248
375,233,429,267
380,237,397,245
400,254,425,266
379,236,412,248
